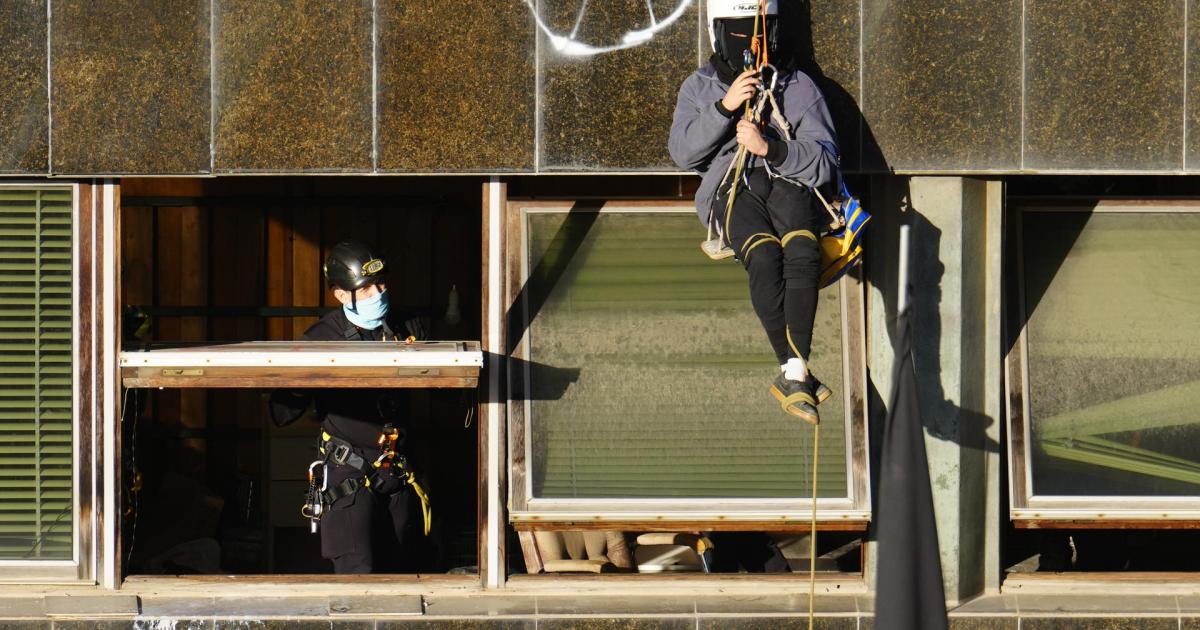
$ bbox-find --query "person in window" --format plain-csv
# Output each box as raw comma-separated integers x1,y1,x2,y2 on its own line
668,0,840,424
269,240,430,574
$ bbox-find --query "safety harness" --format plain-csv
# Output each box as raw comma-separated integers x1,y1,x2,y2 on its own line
302,426,433,537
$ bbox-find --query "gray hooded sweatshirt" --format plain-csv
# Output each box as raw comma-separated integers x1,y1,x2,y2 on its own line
668,64,840,227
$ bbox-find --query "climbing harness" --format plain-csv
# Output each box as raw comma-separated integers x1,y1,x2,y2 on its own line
302,426,433,536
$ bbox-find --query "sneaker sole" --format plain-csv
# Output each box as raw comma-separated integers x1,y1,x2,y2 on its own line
769,385,821,425
814,383,832,404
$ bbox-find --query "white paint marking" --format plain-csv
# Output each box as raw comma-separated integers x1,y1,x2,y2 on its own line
525,0,693,57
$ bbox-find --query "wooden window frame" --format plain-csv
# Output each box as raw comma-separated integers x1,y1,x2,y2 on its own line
503,200,871,529
1006,199,1200,526
105,183,493,589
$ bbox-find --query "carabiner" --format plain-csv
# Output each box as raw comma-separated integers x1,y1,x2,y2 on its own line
308,460,328,492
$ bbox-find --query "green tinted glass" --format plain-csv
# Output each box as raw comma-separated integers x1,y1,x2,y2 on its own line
524,211,847,499
1023,211,1200,496
0,188,74,559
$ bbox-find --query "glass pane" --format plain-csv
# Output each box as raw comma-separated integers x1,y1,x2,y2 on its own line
523,211,848,499
0,188,74,559
1024,211,1200,496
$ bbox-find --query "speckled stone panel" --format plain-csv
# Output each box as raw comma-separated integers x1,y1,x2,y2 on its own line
0,622,50,630
1025,0,1184,171
947,618,1018,630
213,621,369,630
806,0,862,171
538,0,698,171
377,0,534,172
51,0,209,174
862,0,1022,171
1021,619,1177,630
213,0,372,172
538,620,693,630
698,617,858,630
0,0,47,174
377,622,534,630
49,623,133,630
1187,0,1200,170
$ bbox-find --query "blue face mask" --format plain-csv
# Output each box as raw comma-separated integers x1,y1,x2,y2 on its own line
344,288,389,330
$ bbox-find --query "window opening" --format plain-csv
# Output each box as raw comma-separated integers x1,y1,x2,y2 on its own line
117,179,482,576
1004,194,1200,576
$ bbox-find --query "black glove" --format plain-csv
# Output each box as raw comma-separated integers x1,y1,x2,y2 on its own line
268,390,311,427
369,468,406,495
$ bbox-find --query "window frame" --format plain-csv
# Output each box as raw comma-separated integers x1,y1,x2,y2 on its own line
504,200,871,526
107,187,490,587
0,182,100,583
1006,198,1200,524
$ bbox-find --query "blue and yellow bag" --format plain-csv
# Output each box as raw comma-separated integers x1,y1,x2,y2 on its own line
814,180,869,288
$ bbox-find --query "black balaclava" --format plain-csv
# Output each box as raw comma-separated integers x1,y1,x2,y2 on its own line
712,17,758,84
711,16,785,85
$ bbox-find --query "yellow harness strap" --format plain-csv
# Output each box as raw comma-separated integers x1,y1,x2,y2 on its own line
742,234,781,260
781,229,817,248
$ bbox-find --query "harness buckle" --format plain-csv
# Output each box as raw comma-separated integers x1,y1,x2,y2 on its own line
329,442,352,466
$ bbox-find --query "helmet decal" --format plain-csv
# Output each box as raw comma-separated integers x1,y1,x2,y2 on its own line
362,259,385,275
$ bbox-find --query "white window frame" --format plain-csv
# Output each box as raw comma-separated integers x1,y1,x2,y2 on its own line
1006,199,1200,523
504,200,871,525
0,182,104,583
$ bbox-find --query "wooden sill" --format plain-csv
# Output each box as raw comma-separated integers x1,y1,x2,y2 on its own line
120,340,482,388
510,520,870,533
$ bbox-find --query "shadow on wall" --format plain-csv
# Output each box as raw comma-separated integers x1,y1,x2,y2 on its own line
789,0,885,172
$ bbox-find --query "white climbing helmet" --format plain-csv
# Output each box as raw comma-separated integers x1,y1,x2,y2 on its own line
707,0,778,52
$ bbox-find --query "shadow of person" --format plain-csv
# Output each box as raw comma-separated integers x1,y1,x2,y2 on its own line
784,0,886,174
781,4,1001,451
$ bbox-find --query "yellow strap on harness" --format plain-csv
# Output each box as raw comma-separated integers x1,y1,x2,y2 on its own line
741,232,778,253
742,234,781,260
781,229,817,248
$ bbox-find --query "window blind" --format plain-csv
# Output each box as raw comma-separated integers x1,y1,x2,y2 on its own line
523,211,848,500
1023,211,1200,496
0,187,74,560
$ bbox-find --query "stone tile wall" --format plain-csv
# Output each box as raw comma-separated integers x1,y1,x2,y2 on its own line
0,0,1197,175
2,594,1199,629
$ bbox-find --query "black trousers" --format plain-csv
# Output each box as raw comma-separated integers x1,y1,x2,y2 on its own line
320,460,412,574
715,167,824,364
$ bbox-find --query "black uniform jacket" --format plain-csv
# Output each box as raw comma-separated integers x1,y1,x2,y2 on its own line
268,307,417,449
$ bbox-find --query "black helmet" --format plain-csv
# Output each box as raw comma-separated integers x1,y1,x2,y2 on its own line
324,240,387,292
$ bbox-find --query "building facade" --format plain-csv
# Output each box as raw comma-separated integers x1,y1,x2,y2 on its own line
1,1,1198,628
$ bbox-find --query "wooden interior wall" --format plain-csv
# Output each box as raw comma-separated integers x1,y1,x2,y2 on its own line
118,177,485,571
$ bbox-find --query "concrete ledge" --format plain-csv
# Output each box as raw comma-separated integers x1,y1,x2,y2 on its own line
43,596,140,619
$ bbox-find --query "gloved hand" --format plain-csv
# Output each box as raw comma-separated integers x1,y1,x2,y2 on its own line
370,468,406,495
268,390,311,427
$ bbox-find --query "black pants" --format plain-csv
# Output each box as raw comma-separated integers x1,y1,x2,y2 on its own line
320,461,412,574
715,167,824,364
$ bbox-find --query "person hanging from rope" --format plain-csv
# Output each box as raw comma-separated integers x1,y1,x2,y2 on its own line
268,240,433,574
668,0,841,424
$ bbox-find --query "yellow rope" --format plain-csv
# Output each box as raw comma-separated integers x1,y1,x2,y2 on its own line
406,472,433,536
720,0,767,247
809,421,819,630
